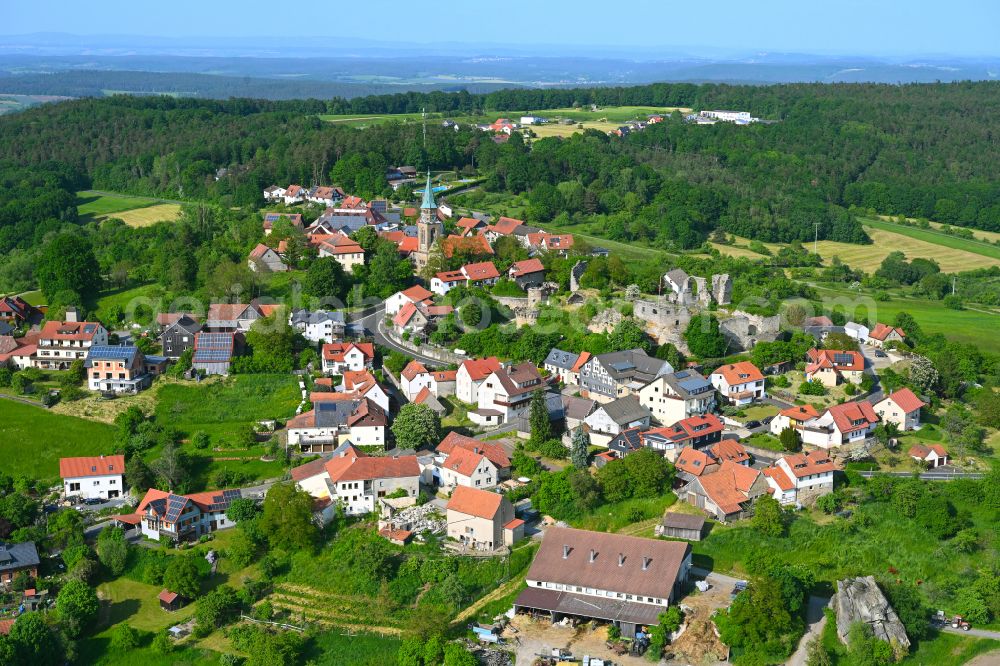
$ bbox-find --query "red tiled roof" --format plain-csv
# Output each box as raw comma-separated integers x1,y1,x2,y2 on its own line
159,590,178,604
570,351,591,373
460,357,502,381
675,447,716,477
249,243,273,259
435,269,466,284
325,452,420,483
400,285,434,302
490,217,524,235
781,449,836,478
60,455,125,479
432,370,457,382
826,400,879,434
909,444,947,460
441,446,491,477
712,361,764,386
710,439,750,464
393,302,419,327
321,342,374,363
401,360,429,381
438,431,511,469
442,234,493,258
807,348,865,373
869,323,905,341
446,485,503,519
290,454,329,482
885,388,925,413
509,258,544,277
779,404,819,422
40,320,104,342
413,386,433,404
504,518,525,530
697,461,761,514
463,261,500,281
0,619,13,635
763,466,794,491
319,236,363,255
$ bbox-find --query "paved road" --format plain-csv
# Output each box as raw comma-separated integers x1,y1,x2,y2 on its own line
0,394,48,409
939,624,1000,640
474,422,518,440
857,470,984,480
358,303,449,368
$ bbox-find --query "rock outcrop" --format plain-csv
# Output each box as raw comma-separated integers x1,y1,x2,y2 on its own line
835,576,910,650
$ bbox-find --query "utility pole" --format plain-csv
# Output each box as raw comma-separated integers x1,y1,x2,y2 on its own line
813,222,820,255
952,276,957,296
422,107,427,149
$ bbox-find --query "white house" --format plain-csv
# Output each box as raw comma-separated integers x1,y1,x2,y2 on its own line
430,270,466,296
133,487,241,542
285,398,388,452
770,404,820,436
473,362,545,426
283,184,305,205
873,388,925,431
799,401,879,449
385,285,434,316
762,450,835,506
400,360,457,401
289,310,345,344
709,361,766,406
263,185,286,201
909,444,948,467
60,455,125,500
35,320,109,370
291,445,420,517
543,349,589,385
867,323,906,348
438,446,500,492
638,370,716,426
843,322,870,342
583,395,652,443
317,236,365,274
456,357,502,404
321,342,374,375
337,370,390,412
248,243,288,273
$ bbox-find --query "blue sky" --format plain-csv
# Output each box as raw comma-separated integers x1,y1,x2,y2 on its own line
4,0,999,57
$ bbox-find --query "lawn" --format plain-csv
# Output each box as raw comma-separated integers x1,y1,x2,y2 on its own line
94,282,167,325
570,492,676,533
155,374,301,435
0,398,117,480
110,204,183,227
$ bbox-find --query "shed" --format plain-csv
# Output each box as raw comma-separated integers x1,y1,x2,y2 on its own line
655,512,706,541
159,589,182,612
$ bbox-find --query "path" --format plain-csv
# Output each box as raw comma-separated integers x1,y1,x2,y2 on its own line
940,625,1000,641
787,596,831,666
450,576,523,627
857,470,985,480
1,393,48,408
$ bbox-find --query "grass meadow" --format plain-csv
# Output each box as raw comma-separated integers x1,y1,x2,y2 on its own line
0,398,117,480
77,191,182,227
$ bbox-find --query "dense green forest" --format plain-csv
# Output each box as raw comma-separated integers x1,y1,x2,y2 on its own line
2,81,1000,262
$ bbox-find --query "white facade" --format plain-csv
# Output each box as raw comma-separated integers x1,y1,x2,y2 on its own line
385,291,426,316
332,476,418,516
287,423,385,449
584,406,650,438
456,364,488,404
140,506,233,542
844,322,870,342
322,346,369,375
638,377,715,426
64,473,123,500
439,456,499,492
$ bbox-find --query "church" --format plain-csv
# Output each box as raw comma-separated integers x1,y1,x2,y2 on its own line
413,172,444,270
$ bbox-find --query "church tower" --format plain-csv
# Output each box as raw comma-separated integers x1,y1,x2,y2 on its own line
414,171,443,270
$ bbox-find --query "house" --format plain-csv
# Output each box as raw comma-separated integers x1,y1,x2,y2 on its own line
680,461,769,523
867,323,906,348
35,321,108,370
283,184,305,205
60,455,126,500
604,427,644,461
805,349,865,387
514,526,691,639
159,315,201,359
472,362,547,426
462,261,501,288
321,342,374,375
909,444,948,468
543,348,588,385
413,387,446,415
770,404,820,436
800,401,879,449
322,369,390,411
289,310,345,344
85,345,155,394
508,258,546,289
710,439,751,466
762,450,835,506
583,395,652,443
579,349,673,402
130,488,241,543
263,185,286,201
291,444,420,517
873,388,925,431
430,270,466,296
655,513,705,541
674,447,720,480
261,212,303,235
641,414,725,461
438,445,500,492
248,243,288,272
710,361,766,405
483,216,524,242
385,285,434,316
0,296,39,327
804,316,834,328
455,217,487,237
317,235,365,273
192,331,240,376
0,542,40,586
0,337,36,370
307,186,344,207
159,590,182,612
561,394,597,431
400,360,456,401
436,432,511,480
286,397,388,452
525,232,575,255
638,369,716,426
456,356,502,404
206,302,275,331
446,486,520,550
392,302,453,337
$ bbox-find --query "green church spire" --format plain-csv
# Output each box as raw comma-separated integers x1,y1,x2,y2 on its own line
421,171,436,210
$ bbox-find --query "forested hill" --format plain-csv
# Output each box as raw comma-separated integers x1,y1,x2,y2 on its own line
2,81,1000,257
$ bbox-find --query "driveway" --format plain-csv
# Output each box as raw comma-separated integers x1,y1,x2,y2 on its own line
787,596,831,666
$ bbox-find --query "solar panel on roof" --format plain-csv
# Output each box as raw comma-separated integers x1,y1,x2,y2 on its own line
610,361,635,371
833,353,854,365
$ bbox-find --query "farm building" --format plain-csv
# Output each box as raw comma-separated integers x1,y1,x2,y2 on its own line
655,513,706,541
159,589,182,611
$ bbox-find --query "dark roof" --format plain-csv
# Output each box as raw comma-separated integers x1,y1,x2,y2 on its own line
314,399,361,427
544,348,579,371
593,349,670,384
660,513,706,531
561,394,597,421
289,309,345,326
516,587,663,626
661,370,713,398
608,428,644,455
526,526,690,601
0,541,40,573
596,395,651,426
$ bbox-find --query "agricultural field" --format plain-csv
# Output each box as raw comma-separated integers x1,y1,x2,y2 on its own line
877,214,1000,245
0,398,117,479
77,190,183,227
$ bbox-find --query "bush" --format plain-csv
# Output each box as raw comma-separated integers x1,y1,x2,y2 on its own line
192,431,211,450
151,631,173,655
799,379,827,396
110,623,140,652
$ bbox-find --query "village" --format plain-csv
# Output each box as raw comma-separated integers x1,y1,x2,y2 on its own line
0,155,983,666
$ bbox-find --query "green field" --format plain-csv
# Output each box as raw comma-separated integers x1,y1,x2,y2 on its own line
862,216,1000,261
0,398,117,479
77,191,183,227
94,283,166,324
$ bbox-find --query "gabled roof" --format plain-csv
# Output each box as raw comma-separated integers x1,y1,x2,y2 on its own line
325,451,420,483
393,302,422,328
593,395,651,426
561,394,597,421
399,285,434,303
0,541,40,574
762,466,794,492
869,323,905,341
696,461,762,514
489,217,524,235
570,351,592,373
806,349,864,373
544,348,580,371
509,258,545,277
780,449,835,478
447,485,504,519
675,447,716,477
437,431,511,469
710,439,750,465
60,455,125,479
321,342,374,363
908,444,947,460
463,261,500,281
644,414,725,446
712,361,764,386
401,360,429,381
882,388,925,413
249,243,276,259
779,404,819,422
39,320,104,342
441,446,493,478
608,427,644,455
826,400,879,433
460,356,502,381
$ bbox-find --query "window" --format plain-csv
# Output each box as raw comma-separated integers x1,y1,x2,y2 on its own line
93,480,100,486
69,482,80,491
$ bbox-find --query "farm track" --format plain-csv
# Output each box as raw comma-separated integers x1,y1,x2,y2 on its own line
449,576,523,627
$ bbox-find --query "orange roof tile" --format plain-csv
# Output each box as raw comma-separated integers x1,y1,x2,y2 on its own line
446,485,503,519
713,361,764,386
59,455,125,479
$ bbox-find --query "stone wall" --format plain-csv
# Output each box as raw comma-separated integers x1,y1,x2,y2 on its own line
718,310,782,351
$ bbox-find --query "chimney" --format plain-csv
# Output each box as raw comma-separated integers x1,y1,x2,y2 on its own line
618,553,625,567
643,557,652,571
563,545,570,559
589,549,596,563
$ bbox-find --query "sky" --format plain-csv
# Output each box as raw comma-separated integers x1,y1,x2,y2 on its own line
3,0,1000,57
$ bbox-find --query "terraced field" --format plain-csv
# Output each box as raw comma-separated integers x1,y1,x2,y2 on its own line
267,583,406,635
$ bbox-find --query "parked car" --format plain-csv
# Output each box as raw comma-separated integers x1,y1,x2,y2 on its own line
83,497,104,506
874,350,887,358
761,415,775,425
745,420,761,429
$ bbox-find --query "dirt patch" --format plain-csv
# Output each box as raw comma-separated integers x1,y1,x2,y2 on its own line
669,581,731,664
964,651,1000,666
